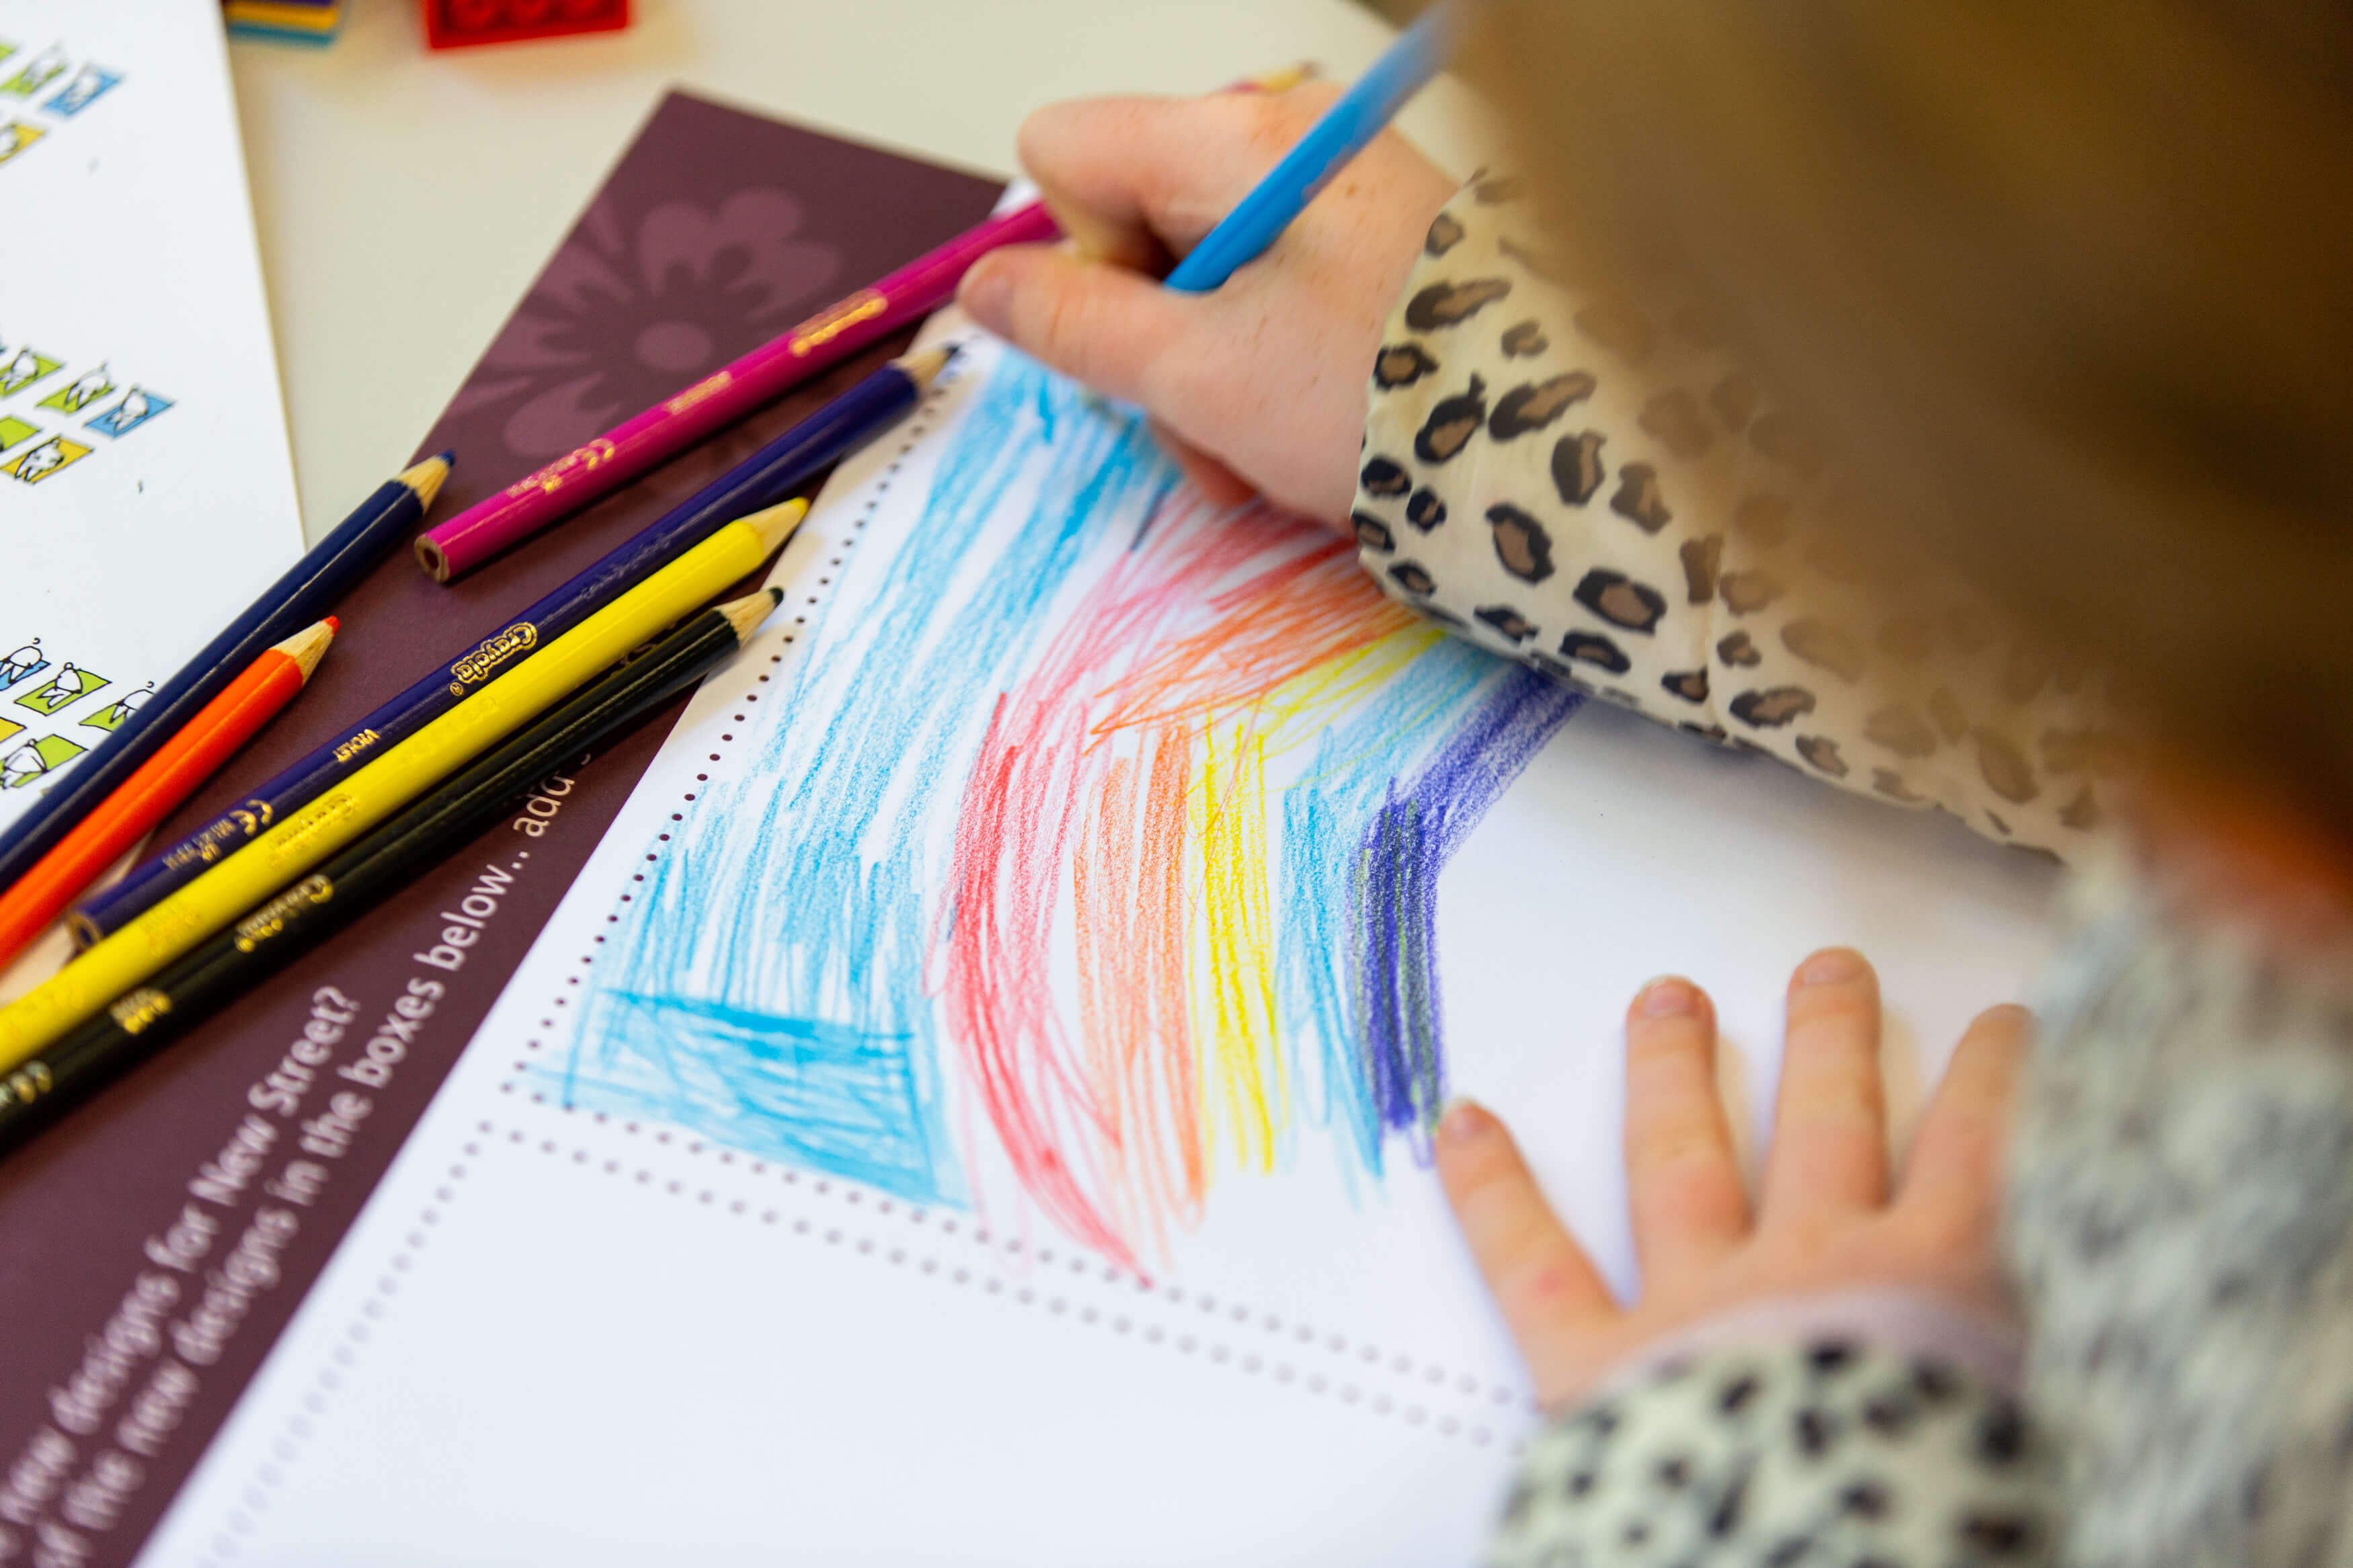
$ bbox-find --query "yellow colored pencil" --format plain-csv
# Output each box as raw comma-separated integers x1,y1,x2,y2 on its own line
0,497,807,1068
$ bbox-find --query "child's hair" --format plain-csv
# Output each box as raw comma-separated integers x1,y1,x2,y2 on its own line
1466,1,2353,823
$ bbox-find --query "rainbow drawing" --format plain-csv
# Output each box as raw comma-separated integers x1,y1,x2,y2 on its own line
549,349,1583,1274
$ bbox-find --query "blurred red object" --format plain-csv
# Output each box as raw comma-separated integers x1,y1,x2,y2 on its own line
424,0,629,48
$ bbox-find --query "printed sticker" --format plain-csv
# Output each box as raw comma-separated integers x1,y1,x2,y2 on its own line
42,65,120,118
85,386,171,438
37,365,113,414
0,345,61,395
1,434,91,484
15,661,107,715
1,733,85,790
0,45,67,98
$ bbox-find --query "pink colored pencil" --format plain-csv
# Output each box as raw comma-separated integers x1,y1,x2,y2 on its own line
414,199,1064,582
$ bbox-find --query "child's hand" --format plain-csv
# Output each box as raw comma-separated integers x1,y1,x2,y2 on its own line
956,88,1458,525
1437,949,2028,1409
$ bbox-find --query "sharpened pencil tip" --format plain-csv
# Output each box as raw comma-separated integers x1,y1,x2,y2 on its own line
274,618,340,683
397,451,455,513
325,616,340,632
719,589,784,645
900,343,956,392
743,496,810,556
768,587,784,605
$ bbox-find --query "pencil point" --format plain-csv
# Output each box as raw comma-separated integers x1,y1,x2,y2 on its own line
397,452,455,513
324,616,341,632
900,344,956,391
743,497,809,556
719,589,783,645
274,619,340,683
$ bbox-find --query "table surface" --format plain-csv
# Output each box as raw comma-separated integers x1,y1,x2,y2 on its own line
225,0,1496,544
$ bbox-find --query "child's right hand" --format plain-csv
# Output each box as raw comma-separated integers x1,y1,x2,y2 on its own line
956,88,1458,526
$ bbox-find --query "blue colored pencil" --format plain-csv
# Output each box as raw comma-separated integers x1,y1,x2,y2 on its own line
70,345,953,944
0,454,453,901
1164,3,1457,294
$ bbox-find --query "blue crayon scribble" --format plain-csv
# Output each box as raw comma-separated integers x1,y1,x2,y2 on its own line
547,353,1176,1204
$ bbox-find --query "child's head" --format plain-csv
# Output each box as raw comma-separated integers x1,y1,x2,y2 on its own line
1468,1,2353,825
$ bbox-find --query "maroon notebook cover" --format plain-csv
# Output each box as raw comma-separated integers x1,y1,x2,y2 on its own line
0,89,1000,1565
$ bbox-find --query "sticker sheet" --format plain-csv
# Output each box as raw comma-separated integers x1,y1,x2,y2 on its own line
0,1,301,836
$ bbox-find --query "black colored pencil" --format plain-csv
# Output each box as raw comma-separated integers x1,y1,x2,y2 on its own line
0,588,779,1155
0,454,454,897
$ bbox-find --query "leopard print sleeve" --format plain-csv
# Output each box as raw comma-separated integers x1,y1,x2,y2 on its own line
1492,1339,2061,1568
1353,177,2108,858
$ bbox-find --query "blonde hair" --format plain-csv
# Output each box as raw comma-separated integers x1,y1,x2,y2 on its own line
1467,2,2353,819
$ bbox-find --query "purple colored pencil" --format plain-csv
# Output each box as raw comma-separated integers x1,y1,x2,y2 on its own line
415,199,1061,583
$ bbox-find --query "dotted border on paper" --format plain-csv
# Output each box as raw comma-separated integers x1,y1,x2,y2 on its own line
198,1122,1531,1567
510,1100,1526,1416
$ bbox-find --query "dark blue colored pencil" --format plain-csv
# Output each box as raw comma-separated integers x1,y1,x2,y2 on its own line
71,344,952,943
0,454,454,901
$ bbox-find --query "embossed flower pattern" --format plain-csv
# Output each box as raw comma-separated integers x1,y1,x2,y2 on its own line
466,188,845,459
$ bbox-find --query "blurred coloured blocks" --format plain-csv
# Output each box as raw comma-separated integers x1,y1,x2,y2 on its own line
223,0,345,44
424,0,631,49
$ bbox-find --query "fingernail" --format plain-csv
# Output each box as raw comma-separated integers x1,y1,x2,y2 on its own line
1437,1098,1494,1146
1800,948,1866,986
1638,976,1700,1017
957,256,1015,332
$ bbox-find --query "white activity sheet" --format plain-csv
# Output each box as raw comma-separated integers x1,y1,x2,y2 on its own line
143,334,2055,1567
0,1,300,823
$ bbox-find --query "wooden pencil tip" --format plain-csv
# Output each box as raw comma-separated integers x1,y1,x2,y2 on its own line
718,588,784,645
397,451,455,513
274,618,340,683
743,497,810,555
900,343,957,392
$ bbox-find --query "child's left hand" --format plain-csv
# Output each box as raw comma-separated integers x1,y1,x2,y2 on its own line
1435,948,2029,1409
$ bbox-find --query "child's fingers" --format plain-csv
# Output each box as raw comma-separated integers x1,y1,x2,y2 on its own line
1897,1003,2030,1241
959,246,1193,410
1622,977,1750,1287
1760,948,1890,1226
1014,90,1341,267
1435,1099,1617,1393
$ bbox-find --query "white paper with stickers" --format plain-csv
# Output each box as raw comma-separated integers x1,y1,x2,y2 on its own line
0,1,300,841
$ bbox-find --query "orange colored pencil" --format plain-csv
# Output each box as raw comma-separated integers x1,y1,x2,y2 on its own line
0,618,337,966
